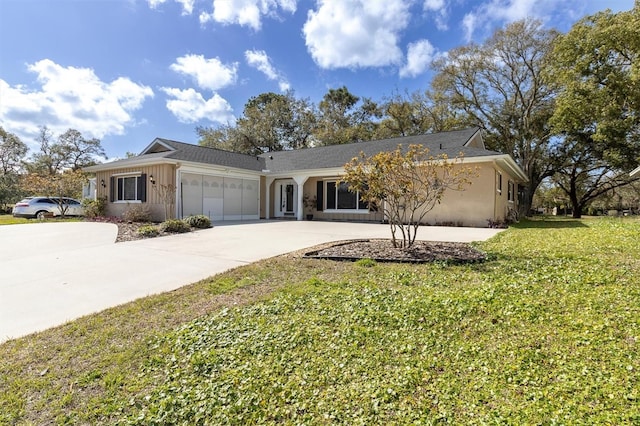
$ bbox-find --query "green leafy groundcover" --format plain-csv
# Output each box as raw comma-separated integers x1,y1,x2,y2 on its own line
123,218,639,425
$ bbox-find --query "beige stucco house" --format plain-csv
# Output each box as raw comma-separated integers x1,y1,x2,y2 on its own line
84,127,527,227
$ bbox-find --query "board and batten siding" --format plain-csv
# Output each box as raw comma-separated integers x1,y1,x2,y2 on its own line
95,164,176,221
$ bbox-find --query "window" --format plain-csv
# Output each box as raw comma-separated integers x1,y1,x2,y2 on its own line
508,180,514,202
324,180,368,211
497,172,503,193
110,174,146,202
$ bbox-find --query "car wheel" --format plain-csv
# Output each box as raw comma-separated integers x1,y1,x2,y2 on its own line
35,210,48,220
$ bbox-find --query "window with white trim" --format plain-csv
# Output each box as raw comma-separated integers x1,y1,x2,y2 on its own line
110,174,147,202
497,172,503,194
324,181,368,211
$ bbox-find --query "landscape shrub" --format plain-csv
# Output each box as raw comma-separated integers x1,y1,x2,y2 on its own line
123,203,151,223
81,196,107,218
183,214,212,229
137,225,159,237
160,219,191,233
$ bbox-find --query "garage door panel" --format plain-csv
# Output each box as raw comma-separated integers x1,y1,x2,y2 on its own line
223,177,242,218
181,173,202,216
242,179,259,219
203,198,223,219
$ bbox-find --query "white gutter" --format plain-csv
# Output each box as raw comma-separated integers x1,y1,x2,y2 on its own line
83,157,177,172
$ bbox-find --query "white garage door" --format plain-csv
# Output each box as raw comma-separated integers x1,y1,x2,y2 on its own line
181,173,259,220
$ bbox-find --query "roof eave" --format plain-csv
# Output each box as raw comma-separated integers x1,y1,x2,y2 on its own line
83,157,177,172
176,159,264,176
489,155,528,182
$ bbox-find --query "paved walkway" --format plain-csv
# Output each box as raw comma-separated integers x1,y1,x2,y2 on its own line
0,220,503,342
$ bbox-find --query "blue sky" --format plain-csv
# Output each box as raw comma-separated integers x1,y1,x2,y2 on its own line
0,0,634,159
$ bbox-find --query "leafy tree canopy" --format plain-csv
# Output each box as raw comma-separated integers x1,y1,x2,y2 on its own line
431,19,559,215
26,127,106,175
547,3,640,217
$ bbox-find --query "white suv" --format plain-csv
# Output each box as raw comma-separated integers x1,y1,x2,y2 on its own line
12,197,85,219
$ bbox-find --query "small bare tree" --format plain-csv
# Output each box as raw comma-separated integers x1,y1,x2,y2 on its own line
152,183,176,221
343,144,476,248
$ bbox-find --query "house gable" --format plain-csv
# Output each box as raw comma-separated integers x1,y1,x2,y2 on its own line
140,138,176,155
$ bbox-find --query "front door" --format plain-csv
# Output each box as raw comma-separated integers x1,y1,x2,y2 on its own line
276,180,296,217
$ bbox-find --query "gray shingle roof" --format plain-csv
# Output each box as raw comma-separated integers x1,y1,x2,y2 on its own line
86,127,505,174
260,127,498,172
156,139,266,171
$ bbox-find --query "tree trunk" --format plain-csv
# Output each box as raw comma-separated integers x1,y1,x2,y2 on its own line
520,185,534,218
569,180,582,218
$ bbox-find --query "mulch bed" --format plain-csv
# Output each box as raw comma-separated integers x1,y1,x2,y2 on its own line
304,239,486,264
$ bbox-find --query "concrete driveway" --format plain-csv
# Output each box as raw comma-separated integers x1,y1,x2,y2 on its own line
0,220,503,342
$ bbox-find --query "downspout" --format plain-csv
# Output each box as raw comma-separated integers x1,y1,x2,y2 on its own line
493,160,499,222
175,164,182,219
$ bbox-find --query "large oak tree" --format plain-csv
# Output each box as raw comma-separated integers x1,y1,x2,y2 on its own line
198,91,315,154
314,86,380,145
431,19,558,215
547,3,640,217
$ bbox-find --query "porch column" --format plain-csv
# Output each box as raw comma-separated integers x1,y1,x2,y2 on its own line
175,167,182,219
293,175,309,221
264,177,275,219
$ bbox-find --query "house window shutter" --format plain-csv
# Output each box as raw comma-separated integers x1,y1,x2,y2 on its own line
316,181,323,211
110,176,115,202
138,174,147,202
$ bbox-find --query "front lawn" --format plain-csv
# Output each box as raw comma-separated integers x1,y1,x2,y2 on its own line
0,214,32,225
1,217,638,424
0,214,81,225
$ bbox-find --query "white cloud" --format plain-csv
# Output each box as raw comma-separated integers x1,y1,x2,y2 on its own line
462,12,477,42
400,39,437,78
461,0,580,41
303,0,411,69
423,0,448,30
161,87,235,124
147,0,195,15
244,49,290,91
0,59,153,145
170,54,238,91
200,0,297,30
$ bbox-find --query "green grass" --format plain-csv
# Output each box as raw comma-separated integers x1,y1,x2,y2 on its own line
0,214,32,225
1,217,639,424
0,214,81,225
